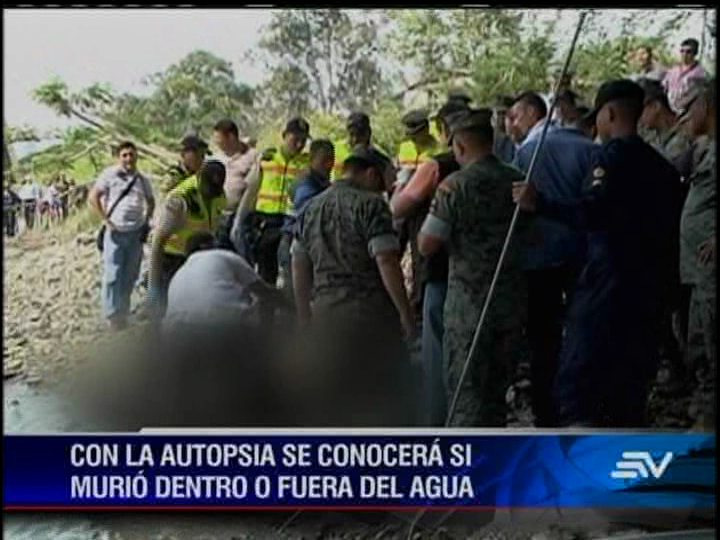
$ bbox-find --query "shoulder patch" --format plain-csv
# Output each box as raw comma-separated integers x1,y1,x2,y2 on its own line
591,166,606,187
437,177,458,194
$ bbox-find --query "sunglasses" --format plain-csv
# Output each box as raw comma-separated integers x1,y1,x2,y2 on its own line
680,48,695,54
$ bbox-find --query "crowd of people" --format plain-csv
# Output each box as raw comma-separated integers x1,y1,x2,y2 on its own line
83,38,715,429
3,173,77,235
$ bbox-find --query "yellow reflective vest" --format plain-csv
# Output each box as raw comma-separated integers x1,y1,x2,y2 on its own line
164,175,227,256
330,140,352,182
396,138,439,171
256,148,310,215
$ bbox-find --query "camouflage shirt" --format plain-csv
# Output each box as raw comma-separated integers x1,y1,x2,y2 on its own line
680,135,716,291
292,179,401,319
646,124,693,177
421,155,528,333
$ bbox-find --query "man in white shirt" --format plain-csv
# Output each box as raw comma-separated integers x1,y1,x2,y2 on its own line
89,141,155,330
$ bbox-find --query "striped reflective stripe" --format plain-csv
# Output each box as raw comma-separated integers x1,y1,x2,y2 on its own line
260,163,303,175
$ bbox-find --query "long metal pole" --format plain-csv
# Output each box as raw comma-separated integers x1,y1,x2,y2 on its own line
405,10,590,540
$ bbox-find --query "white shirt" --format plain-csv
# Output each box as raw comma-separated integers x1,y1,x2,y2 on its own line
164,249,262,329
95,165,154,232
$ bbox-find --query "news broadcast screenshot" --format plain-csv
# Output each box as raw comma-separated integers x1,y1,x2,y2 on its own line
2,5,716,539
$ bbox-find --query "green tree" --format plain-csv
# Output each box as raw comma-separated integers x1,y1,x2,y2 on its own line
254,9,386,115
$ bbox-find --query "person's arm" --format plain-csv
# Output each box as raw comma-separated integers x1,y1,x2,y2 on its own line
375,251,414,338
390,160,439,219
88,173,112,227
365,198,414,337
417,176,457,257
290,238,313,323
142,176,156,221
148,197,186,299
236,158,262,226
513,169,609,231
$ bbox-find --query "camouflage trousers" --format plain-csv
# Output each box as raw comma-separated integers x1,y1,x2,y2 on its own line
687,286,716,377
444,319,526,427
687,283,716,430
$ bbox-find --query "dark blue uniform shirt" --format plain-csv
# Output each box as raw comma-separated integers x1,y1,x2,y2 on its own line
536,134,681,424
284,168,331,235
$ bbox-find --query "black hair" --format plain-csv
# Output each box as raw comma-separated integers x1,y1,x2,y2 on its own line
213,118,239,138
116,141,137,156
513,91,548,118
681,38,700,55
556,90,579,106
310,139,334,160
455,109,495,147
199,160,226,183
185,232,216,257
613,97,645,124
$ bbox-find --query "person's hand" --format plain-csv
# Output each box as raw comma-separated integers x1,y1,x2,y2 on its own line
698,236,716,266
512,181,537,212
400,310,417,342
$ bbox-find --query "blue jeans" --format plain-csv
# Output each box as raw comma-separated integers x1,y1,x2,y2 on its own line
102,228,143,321
422,280,448,426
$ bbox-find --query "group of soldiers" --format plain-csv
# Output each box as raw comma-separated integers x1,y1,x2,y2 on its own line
126,69,716,429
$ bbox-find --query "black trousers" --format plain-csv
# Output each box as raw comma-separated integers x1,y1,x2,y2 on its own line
526,264,580,427
4,210,17,236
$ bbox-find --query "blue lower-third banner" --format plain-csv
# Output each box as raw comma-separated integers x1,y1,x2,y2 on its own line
3,431,715,509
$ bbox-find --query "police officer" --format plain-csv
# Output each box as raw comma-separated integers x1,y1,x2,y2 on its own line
513,79,681,427
390,99,469,425
332,112,394,187
419,109,530,427
148,160,228,318
291,146,415,426
395,109,440,316
164,135,209,193
236,117,310,291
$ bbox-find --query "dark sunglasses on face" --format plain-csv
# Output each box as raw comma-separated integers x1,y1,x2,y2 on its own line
680,48,694,54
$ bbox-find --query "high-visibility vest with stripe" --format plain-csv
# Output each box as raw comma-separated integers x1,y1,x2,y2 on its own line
396,139,439,171
330,140,352,182
256,149,309,215
164,175,227,256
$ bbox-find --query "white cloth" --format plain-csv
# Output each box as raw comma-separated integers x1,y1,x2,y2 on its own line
163,249,262,329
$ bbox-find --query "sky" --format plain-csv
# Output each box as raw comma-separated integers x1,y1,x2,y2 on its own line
3,7,713,139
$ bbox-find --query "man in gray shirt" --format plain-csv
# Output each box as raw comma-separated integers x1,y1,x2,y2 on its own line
89,141,155,330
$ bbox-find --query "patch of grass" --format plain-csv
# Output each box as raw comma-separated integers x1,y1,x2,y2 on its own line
53,205,103,239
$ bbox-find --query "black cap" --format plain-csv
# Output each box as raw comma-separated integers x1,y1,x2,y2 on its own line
284,117,310,137
181,134,209,154
447,108,494,142
402,109,430,135
347,112,371,132
344,145,390,172
447,90,473,106
583,79,645,123
640,79,671,111
435,100,471,122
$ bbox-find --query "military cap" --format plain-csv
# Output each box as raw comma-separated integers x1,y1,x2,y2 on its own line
434,99,471,122
447,108,494,142
347,112,371,132
284,117,310,137
447,90,473,106
583,79,645,123
344,145,390,172
181,134,209,154
402,109,430,135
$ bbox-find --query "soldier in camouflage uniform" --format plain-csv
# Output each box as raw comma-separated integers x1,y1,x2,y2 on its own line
638,79,694,389
681,81,716,428
419,109,529,427
291,146,416,426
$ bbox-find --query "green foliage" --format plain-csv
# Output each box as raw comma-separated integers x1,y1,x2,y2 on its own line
255,9,386,115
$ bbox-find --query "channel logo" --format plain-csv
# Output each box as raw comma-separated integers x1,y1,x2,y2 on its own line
610,451,674,479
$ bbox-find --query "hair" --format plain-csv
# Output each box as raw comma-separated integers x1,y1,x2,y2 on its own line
612,98,645,124
213,118,239,138
681,38,700,55
310,139,334,160
116,141,137,156
557,90,579,106
513,91,548,118
199,160,226,183
455,109,495,148
185,232,216,257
